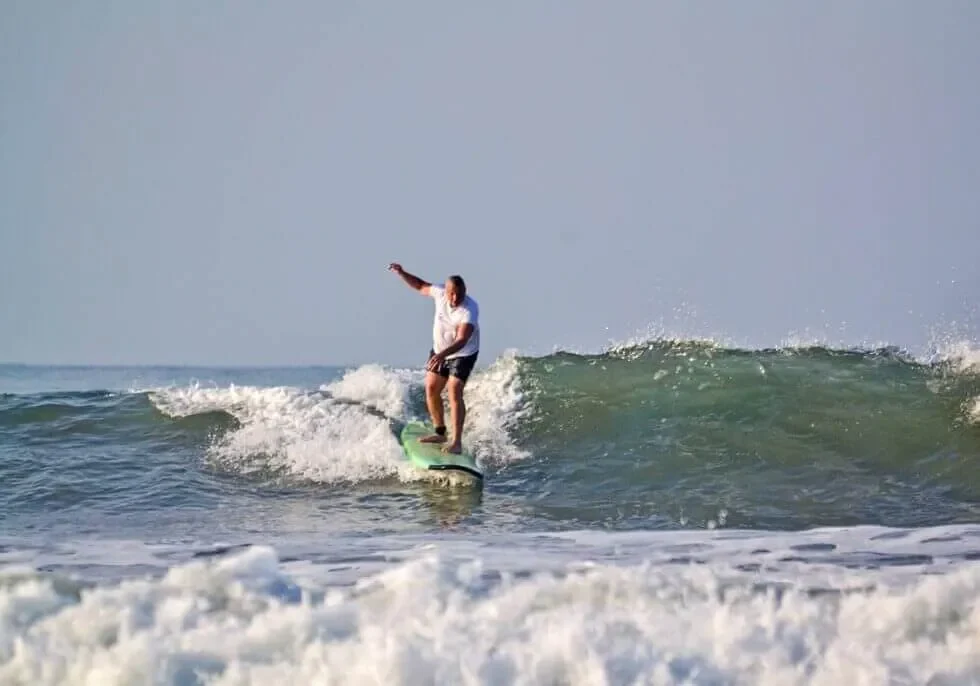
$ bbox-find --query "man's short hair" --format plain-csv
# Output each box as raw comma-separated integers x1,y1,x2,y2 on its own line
448,274,466,294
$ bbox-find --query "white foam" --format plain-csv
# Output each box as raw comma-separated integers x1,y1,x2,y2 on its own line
920,337,980,374
322,364,418,418
967,396,980,426
151,383,408,483
940,341,980,374
916,338,980,425
146,356,530,483
3,540,980,685
317,354,531,467
455,352,530,465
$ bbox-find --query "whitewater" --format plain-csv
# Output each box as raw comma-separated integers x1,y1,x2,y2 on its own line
1,337,979,685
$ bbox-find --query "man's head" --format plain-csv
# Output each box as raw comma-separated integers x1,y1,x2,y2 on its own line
445,274,466,307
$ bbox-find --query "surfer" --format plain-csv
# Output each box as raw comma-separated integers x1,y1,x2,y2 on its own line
388,263,480,454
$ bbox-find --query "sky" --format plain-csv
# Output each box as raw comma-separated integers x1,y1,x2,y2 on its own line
2,2,978,367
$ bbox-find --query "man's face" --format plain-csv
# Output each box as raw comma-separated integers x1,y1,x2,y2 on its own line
445,280,463,307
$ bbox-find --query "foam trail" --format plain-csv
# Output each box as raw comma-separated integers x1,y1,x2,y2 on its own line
147,355,530,483
151,384,408,483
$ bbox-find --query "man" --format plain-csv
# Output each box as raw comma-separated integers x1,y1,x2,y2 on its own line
388,263,480,454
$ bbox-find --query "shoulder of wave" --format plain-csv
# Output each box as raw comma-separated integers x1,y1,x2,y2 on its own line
506,335,980,372
0,388,127,401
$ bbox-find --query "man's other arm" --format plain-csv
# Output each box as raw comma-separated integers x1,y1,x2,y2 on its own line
427,323,474,368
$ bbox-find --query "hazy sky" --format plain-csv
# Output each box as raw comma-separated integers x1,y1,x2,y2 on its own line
2,2,978,366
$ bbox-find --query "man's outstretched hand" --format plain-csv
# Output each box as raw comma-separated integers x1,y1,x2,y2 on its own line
389,263,428,294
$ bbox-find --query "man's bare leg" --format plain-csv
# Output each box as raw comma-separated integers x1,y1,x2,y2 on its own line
443,377,465,454
420,371,448,443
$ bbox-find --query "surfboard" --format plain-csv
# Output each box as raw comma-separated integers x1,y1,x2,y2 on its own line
399,421,483,481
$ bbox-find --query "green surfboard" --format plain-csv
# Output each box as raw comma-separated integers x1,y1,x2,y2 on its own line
399,421,483,481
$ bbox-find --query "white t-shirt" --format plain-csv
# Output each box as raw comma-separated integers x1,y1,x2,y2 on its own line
429,285,480,358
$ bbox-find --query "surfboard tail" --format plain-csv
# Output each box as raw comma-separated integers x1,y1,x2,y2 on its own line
428,464,484,480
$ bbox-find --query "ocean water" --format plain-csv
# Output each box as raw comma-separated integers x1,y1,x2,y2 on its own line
1,338,980,685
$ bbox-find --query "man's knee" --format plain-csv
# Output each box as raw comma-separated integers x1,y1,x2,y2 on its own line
447,378,465,403
425,373,447,395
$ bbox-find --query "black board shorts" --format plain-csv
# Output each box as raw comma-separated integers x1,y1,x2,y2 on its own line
427,349,479,383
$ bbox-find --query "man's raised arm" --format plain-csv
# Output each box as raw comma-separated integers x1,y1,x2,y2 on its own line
387,263,432,295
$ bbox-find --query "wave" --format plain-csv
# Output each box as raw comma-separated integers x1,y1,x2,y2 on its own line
2,339,977,508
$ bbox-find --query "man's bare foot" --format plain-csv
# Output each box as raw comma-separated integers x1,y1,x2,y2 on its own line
442,441,462,455
419,433,447,444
